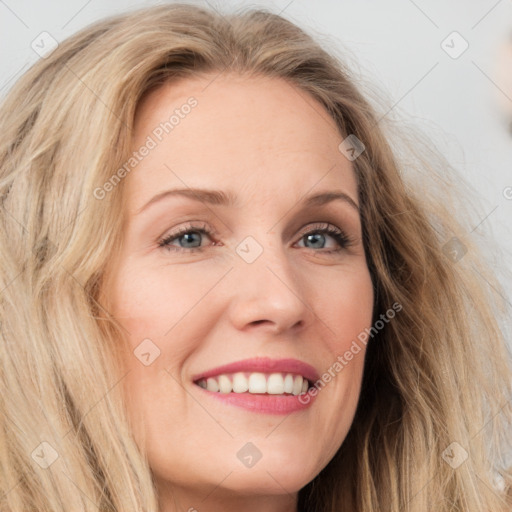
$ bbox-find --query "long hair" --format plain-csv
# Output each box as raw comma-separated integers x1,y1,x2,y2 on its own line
0,4,510,511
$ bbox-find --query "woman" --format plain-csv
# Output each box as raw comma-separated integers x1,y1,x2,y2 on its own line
0,4,510,512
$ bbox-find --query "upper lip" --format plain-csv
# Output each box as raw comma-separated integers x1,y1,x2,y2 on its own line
192,357,320,384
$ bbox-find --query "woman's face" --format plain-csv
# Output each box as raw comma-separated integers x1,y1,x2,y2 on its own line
101,73,374,506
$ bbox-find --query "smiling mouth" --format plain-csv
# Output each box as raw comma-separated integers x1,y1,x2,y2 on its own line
194,371,311,396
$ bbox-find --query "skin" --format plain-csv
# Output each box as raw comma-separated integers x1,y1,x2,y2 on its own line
100,72,374,512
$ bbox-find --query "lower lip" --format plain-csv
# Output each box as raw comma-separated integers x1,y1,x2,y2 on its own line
195,385,317,414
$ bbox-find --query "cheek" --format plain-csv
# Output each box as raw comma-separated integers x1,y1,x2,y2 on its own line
318,263,374,347
107,259,217,338
104,261,204,414
311,265,373,433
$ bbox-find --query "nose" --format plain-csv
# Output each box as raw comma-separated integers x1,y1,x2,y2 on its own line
227,238,312,334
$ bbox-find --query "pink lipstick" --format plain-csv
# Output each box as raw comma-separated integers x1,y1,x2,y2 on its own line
192,357,319,414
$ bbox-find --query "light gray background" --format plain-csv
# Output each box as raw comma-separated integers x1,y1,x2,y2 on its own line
1,0,511,307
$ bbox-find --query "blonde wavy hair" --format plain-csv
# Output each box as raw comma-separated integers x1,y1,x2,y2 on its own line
0,4,511,511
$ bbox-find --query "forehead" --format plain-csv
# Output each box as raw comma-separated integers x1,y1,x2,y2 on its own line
128,73,357,210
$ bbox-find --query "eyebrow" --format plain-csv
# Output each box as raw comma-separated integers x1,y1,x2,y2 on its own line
135,187,359,215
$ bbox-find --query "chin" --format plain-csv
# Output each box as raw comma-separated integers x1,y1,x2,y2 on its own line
214,464,317,496
220,441,328,494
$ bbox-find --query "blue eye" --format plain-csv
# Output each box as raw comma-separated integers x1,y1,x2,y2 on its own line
158,222,353,254
299,227,351,252
158,223,213,252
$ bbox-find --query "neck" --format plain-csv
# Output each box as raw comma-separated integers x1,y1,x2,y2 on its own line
156,480,299,512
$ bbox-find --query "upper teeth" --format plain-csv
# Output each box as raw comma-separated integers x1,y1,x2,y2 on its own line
196,372,309,395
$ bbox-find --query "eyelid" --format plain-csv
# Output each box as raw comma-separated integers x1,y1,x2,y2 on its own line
295,222,355,251
158,220,355,254
158,221,215,248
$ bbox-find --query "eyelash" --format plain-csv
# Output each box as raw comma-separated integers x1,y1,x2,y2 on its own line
157,222,354,255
